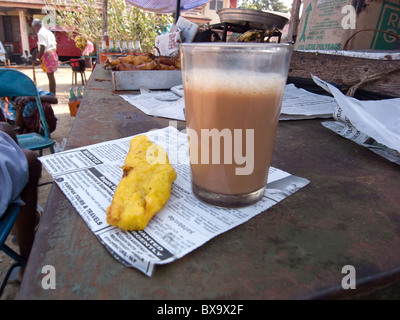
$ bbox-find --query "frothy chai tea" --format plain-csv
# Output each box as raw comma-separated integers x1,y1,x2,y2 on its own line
184,69,286,195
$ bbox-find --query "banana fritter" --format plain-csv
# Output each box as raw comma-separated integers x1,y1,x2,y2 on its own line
106,135,177,230
103,52,181,71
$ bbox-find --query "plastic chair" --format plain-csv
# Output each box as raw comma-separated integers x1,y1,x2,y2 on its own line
0,68,55,155
0,203,27,297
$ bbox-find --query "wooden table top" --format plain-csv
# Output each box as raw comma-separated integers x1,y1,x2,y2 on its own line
18,63,400,300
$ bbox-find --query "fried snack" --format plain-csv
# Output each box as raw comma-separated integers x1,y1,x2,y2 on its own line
117,60,157,71
103,57,125,69
137,60,157,70
174,59,181,70
106,135,177,231
171,53,181,69
237,30,266,42
157,56,175,66
120,55,139,65
116,62,138,71
110,58,124,66
121,54,153,66
156,63,176,70
104,52,181,71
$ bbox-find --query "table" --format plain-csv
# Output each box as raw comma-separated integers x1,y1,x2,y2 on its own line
18,64,400,299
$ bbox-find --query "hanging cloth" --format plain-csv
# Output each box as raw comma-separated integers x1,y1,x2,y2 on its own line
125,0,210,13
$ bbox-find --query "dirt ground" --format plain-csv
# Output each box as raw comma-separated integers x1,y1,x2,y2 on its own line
0,65,93,300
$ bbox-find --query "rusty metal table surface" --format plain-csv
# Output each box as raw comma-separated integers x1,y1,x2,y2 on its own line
18,65,400,300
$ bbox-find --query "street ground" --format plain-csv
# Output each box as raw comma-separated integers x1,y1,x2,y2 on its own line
0,65,93,300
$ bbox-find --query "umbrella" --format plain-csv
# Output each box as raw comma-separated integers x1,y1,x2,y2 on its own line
125,0,211,15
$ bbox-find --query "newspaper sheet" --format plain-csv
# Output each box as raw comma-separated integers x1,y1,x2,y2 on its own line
39,126,310,276
176,16,199,43
119,83,337,122
121,87,185,121
312,75,400,165
280,83,337,120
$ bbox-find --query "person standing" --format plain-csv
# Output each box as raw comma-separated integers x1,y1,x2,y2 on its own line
31,19,58,95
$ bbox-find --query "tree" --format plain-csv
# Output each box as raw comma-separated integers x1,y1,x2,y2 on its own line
44,0,173,52
238,0,290,13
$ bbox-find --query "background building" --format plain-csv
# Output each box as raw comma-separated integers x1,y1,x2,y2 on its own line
0,0,81,63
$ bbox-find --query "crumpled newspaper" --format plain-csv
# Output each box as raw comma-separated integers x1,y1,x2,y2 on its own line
54,138,68,153
313,75,400,165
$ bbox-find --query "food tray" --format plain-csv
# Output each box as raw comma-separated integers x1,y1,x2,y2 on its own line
112,70,182,91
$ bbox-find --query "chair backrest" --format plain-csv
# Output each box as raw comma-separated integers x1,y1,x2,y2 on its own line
0,203,26,297
71,58,85,72
0,203,19,246
0,68,51,138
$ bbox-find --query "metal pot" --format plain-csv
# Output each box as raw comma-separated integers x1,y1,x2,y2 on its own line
217,8,288,30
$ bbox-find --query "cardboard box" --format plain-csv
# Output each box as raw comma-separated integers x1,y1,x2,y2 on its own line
112,70,182,91
296,0,400,51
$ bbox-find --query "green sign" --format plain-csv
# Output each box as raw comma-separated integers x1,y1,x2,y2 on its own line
299,3,313,43
371,1,400,49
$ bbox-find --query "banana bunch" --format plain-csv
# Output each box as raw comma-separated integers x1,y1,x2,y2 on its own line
237,30,266,43
75,35,87,51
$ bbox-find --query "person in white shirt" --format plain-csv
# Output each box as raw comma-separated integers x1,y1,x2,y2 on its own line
32,19,58,95
0,122,41,267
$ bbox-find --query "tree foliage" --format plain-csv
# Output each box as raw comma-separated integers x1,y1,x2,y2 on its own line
238,0,290,13
44,0,173,52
